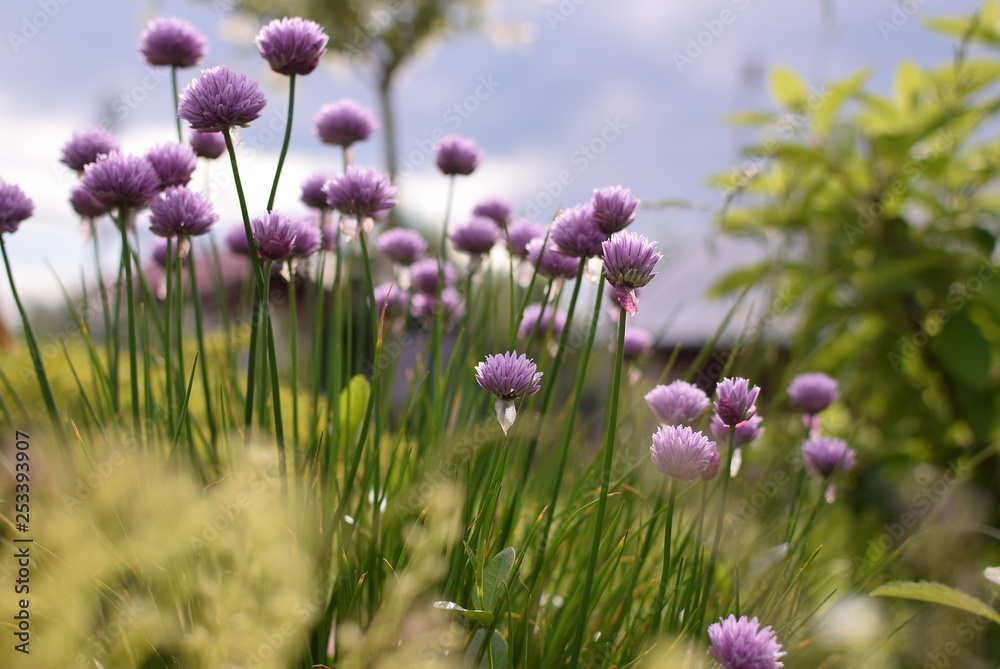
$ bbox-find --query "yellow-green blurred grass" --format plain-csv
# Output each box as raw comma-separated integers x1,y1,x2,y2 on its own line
0,443,318,668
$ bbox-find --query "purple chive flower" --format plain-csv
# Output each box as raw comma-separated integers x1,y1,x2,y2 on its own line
411,287,465,327
290,219,321,258
374,283,410,319
70,185,107,219
592,186,639,235
645,380,710,426
178,66,267,133
320,222,339,252
138,17,208,68
225,225,251,256
60,128,119,172
146,142,197,190
526,238,580,280
505,218,546,259
152,238,170,268
621,327,653,362
708,615,786,669
323,166,397,218
0,181,34,234
251,212,298,262
377,228,426,266
601,231,661,317
802,437,856,477
148,187,217,237
255,17,328,76
518,303,567,340
715,377,761,427
313,100,379,147
550,204,606,259
410,258,457,294
190,131,226,159
450,216,500,257
435,135,481,176
81,152,160,211
649,425,719,481
788,372,839,414
473,197,513,229
710,414,764,446
475,351,543,434
301,171,337,210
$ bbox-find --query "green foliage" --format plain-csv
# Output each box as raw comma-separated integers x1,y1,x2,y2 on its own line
872,580,1000,625
713,5,1000,468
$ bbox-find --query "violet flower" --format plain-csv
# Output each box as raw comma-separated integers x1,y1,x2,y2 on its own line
138,17,207,68
146,142,197,190
450,216,500,258
190,131,226,159
592,185,639,235
473,197,513,229
313,100,378,147
645,380,710,426
60,128,119,172
148,186,217,237
601,231,661,317
377,228,427,266
474,351,543,434
435,135,481,176
788,372,839,415
526,238,579,280
506,218,546,259
251,212,297,262
178,66,267,133
70,186,107,219
708,615,785,669
715,377,761,428
802,437,856,478
0,181,34,234
81,152,160,211
255,17,328,76
649,425,719,481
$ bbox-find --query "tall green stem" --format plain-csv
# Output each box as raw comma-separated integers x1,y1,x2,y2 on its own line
697,426,737,628
267,73,296,213
187,243,217,450
569,304,627,669
117,208,141,432
287,261,300,449
652,479,678,633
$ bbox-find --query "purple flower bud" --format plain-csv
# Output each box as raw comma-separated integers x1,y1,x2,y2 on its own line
450,216,500,256
190,131,226,159
61,128,119,172
300,171,337,210
709,414,764,446
475,351,543,401
313,100,378,147
715,377,761,427
649,425,718,481
601,231,661,317
411,287,465,327
251,212,297,262
290,219,321,258
0,181,33,234
592,186,639,235
377,228,426,266
70,185,106,219
138,17,208,68
323,166,397,218
149,186,217,237
435,135,481,176
374,283,409,319
621,327,653,362
255,17,328,76
473,197,513,228
708,615,786,669
526,238,579,280
788,372,839,414
645,380,710,425
146,142,197,190
550,204,606,259
81,152,160,211
178,66,267,133
518,303,566,341
506,218,546,259
802,437,856,477
225,225,251,256
410,258,457,294
702,447,721,480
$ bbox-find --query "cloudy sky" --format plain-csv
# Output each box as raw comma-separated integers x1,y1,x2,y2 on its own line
0,0,985,340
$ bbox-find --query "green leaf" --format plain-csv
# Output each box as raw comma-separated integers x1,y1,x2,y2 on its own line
723,111,777,127
935,312,991,388
769,67,810,110
338,374,371,440
465,629,508,669
871,580,1000,624
483,547,516,611
433,601,494,626
893,61,924,112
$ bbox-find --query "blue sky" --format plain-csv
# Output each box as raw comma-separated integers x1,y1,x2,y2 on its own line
0,0,986,340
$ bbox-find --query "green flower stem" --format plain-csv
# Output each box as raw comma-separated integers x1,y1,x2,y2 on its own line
431,175,456,397
174,240,192,446
651,478,678,633
262,260,287,490
287,261,300,450
569,302,627,669
187,243,217,453
0,236,62,431
89,220,114,387
171,65,182,143
164,237,175,431
697,425,738,630
266,73,296,213
117,207,141,432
